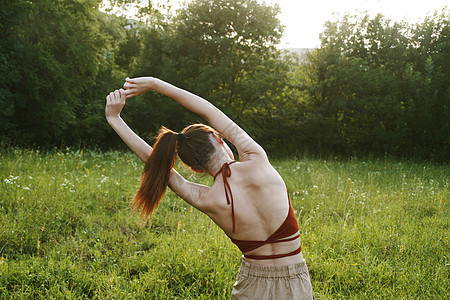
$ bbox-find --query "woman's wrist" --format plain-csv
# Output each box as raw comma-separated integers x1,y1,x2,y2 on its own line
149,77,162,92
106,115,123,125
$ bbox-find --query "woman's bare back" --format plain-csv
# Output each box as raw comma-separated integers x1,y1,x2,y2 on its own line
204,160,304,265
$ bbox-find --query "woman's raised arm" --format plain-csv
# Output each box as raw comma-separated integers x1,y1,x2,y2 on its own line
124,77,267,161
105,88,210,211
105,89,152,162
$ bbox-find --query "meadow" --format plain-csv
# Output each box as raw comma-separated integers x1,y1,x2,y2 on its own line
0,148,448,299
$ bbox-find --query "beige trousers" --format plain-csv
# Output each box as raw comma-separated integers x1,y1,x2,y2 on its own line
230,259,314,300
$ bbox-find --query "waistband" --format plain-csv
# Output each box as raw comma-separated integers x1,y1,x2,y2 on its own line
238,259,309,278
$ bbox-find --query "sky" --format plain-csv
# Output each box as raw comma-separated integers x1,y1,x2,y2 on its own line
112,0,449,48
267,0,449,48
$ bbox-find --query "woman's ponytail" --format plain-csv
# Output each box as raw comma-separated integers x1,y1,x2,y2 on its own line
132,127,178,219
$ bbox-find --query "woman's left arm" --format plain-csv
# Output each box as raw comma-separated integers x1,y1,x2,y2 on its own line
168,171,211,211
106,89,152,162
105,89,210,210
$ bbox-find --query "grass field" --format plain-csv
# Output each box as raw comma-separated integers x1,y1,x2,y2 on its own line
0,148,448,299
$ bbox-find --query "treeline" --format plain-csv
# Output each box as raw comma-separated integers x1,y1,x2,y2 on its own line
1,0,448,161
296,13,450,161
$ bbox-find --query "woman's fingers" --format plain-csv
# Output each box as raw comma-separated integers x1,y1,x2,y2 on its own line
114,89,120,99
125,77,135,84
119,89,127,100
123,80,135,90
124,89,136,99
106,92,114,102
105,89,127,118
106,90,124,103
106,88,132,110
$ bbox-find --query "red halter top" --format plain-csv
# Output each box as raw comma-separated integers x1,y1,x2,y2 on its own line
214,161,302,260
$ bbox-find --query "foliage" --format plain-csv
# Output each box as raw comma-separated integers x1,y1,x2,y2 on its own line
125,0,292,145
0,1,448,160
0,149,448,298
294,11,449,160
0,0,130,147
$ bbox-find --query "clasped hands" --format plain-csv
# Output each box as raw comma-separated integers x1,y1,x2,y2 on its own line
105,77,155,120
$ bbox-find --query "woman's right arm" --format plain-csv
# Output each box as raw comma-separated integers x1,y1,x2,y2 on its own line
124,77,268,162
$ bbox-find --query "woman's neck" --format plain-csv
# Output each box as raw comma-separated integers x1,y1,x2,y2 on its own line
207,154,234,177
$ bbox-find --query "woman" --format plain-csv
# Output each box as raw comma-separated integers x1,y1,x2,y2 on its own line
105,77,313,299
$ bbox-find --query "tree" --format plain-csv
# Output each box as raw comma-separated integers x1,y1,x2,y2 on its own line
296,12,449,159
403,10,450,160
0,0,130,147
127,0,293,148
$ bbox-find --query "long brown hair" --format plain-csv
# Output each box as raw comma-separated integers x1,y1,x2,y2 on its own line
132,124,217,219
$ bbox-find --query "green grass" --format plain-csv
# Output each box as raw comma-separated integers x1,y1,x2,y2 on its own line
0,149,448,299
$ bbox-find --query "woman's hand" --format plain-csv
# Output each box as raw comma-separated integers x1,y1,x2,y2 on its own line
105,89,126,121
123,77,156,99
